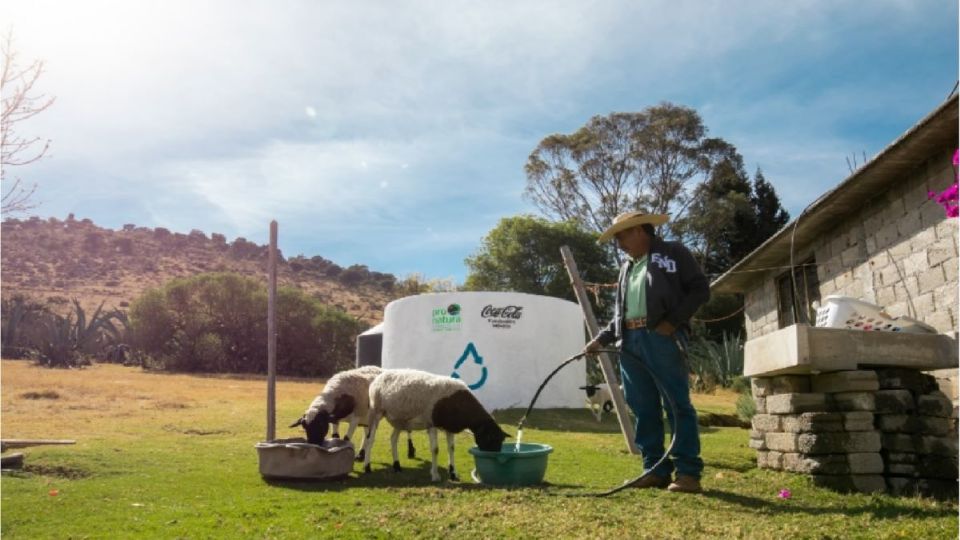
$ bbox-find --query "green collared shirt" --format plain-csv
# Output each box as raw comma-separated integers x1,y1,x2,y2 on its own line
624,254,648,320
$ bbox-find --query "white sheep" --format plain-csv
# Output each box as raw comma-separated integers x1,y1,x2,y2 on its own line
289,365,415,461
580,383,615,421
361,368,509,482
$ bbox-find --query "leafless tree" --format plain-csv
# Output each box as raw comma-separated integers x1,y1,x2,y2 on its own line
2,29,55,215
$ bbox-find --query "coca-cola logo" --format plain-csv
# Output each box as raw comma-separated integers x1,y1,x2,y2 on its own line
481,304,523,323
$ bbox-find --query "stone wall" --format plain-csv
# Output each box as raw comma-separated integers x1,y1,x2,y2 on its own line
744,147,958,340
750,368,957,498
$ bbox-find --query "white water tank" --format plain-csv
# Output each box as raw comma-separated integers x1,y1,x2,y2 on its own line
381,292,586,411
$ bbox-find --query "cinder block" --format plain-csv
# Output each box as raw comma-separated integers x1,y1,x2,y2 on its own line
811,371,879,394
782,453,848,475
917,392,953,418
781,412,843,433
842,411,875,432
876,414,913,433
812,474,887,494
921,435,959,457
875,389,916,414
875,368,937,393
882,452,916,465
748,438,767,450
881,433,920,453
916,455,959,479
886,477,958,500
764,432,799,453
756,450,783,469
918,265,947,293
886,463,917,476
766,393,829,414
795,431,881,454
751,414,781,433
847,452,884,474
832,392,876,412
753,396,767,414
916,416,953,436
752,375,811,397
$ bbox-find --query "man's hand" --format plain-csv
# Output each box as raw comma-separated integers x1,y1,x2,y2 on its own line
583,339,602,355
654,320,676,337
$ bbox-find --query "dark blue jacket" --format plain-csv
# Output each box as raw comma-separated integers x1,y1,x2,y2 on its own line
595,237,710,346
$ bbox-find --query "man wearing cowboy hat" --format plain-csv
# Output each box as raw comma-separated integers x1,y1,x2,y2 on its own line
584,211,710,494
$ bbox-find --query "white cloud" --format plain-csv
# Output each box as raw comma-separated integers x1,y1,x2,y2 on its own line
4,0,954,281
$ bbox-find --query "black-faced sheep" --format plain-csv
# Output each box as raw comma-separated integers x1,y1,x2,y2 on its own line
289,365,414,461
579,383,615,422
361,368,509,482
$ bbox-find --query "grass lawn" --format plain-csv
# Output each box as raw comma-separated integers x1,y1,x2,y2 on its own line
2,359,956,539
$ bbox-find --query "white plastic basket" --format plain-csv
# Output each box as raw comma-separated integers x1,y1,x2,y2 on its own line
814,295,936,333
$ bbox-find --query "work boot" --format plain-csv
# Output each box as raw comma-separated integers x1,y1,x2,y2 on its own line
628,474,670,489
667,475,702,494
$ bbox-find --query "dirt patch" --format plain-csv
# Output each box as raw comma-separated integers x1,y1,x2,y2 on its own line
698,412,749,428
162,424,230,436
20,390,61,400
23,463,91,479
154,401,191,410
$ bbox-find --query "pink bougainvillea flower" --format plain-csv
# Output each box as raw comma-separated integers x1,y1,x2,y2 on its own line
953,149,959,167
777,488,791,499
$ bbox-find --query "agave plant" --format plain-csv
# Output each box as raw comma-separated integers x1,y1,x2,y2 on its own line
685,332,744,391
1,295,49,359
36,300,126,368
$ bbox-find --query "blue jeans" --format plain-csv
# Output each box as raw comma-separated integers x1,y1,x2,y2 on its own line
619,328,703,479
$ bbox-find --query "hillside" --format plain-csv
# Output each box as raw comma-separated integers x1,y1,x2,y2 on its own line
0,215,404,324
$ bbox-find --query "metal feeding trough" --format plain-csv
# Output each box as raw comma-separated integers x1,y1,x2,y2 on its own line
256,437,355,481
256,222,356,482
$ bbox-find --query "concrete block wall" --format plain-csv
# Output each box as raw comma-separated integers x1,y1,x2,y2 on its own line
743,147,958,408
744,147,958,340
750,368,958,498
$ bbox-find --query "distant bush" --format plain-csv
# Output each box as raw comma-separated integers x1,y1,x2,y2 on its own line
128,273,364,376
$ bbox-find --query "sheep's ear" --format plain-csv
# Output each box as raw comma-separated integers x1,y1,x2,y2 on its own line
289,417,305,428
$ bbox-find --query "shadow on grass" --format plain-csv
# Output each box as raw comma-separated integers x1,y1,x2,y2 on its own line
701,489,958,520
263,459,581,492
492,408,747,434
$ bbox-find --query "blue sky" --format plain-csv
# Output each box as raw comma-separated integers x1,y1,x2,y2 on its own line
4,1,958,284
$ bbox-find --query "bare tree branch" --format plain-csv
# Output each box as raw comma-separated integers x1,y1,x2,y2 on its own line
2,28,55,215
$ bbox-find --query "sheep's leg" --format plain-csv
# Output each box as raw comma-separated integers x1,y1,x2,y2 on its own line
344,415,359,442
427,427,441,482
445,431,459,481
355,424,367,462
390,427,402,472
331,420,340,439
407,431,416,459
362,412,381,474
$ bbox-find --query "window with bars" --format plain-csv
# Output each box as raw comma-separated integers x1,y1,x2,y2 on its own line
776,258,821,328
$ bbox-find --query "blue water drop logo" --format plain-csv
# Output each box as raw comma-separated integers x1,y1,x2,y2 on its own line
450,342,488,390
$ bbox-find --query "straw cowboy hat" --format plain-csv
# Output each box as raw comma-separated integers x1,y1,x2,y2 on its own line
597,211,670,243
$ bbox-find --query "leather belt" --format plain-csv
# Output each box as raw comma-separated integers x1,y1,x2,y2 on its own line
624,318,647,330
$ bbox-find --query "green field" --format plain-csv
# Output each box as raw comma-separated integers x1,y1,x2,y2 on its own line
2,360,956,539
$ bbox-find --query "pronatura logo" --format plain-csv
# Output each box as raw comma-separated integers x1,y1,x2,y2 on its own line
481,305,523,319
432,304,462,331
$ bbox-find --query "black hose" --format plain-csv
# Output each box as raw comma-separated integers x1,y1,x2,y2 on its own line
515,344,685,498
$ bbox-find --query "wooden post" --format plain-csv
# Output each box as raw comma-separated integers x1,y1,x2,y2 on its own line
266,220,278,442
560,245,639,455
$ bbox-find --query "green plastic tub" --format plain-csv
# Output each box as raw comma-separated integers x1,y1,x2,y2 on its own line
468,443,553,486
